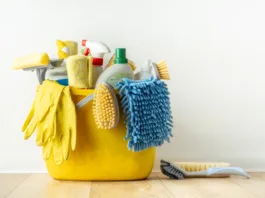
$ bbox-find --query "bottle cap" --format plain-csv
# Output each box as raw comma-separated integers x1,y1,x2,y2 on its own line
82,40,87,47
92,57,103,66
114,48,128,64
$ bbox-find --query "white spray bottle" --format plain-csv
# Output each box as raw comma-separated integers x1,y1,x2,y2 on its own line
82,40,110,88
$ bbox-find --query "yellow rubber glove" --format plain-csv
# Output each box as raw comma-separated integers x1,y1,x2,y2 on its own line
22,81,64,145
42,86,77,164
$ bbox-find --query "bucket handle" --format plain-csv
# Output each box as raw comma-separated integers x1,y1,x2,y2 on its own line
75,93,94,109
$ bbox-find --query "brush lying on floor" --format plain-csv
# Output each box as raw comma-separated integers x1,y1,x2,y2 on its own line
160,160,249,179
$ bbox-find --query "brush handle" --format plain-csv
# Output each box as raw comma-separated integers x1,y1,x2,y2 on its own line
76,93,94,109
36,68,47,84
207,167,249,178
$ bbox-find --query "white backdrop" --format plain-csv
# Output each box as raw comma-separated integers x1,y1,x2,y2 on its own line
0,0,264,172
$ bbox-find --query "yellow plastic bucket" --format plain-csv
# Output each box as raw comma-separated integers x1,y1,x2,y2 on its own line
45,88,156,180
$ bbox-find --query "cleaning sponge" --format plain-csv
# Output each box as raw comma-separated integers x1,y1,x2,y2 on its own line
12,53,50,70
66,55,89,88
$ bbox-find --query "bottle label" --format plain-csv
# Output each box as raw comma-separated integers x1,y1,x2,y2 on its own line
107,73,133,88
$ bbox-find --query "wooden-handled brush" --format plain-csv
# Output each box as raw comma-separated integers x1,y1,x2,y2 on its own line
152,60,170,80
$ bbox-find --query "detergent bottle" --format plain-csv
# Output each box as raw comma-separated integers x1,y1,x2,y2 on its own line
82,40,110,88
134,59,153,80
96,48,134,88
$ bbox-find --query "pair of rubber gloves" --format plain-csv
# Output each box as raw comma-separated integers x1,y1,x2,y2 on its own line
22,80,76,165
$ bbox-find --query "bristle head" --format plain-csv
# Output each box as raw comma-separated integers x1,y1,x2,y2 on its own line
176,162,230,172
155,60,170,80
93,83,119,129
160,160,185,180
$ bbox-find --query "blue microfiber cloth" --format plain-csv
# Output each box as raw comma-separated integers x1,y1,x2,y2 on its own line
116,77,173,152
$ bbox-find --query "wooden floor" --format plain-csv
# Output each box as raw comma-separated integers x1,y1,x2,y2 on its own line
0,172,264,198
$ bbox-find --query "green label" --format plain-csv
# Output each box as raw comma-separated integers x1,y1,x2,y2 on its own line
107,73,133,88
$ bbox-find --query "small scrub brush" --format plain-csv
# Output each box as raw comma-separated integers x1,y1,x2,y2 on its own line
92,82,119,129
160,160,249,179
176,162,230,172
152,60,170,80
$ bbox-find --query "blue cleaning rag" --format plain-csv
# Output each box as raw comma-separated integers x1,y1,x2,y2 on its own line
116,77,173,152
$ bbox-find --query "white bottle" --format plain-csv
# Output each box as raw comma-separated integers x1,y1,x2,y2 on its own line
134,59,153,80
96,48,134,88
82,40,110,88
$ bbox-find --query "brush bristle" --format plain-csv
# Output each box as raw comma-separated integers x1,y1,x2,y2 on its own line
160,160,185,180
93,83,119,129
176,162,230,172
156,60,170,80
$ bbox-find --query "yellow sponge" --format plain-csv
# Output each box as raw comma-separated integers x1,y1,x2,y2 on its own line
175,162,230,172
93,83,119,129
12,53,50,70
66,55,89,88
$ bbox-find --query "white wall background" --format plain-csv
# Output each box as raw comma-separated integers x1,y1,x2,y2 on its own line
0,0,264,172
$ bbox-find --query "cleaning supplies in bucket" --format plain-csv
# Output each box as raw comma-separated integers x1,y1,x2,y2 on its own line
134,59,170,80
22,80,77,165
105,53,137,71
66,55,89,88
12,53,50,84
87,54,97,89
12,53,50,70
134,59,153,80
64,40,78,55
116,77,173,151
96,48,134,88
82,40,111,88
93,82,119,129
152,60,170,80
45,41,70,86
74,82,120,129
45,66,69,86
56,40,70,59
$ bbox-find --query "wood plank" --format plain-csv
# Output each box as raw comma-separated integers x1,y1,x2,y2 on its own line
1,173,265,198
0,174,29,198
7,174,91,198
157,172,259,198
89,173,174,198
228,173,265,198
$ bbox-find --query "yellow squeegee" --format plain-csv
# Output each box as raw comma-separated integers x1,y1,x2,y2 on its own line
12,53,51,84
12,53,50,70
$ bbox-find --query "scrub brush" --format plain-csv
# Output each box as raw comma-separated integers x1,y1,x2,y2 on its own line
176,162,230,172
152,60,170,80
92,82,119,129
105,54,136,71
160,160,249,180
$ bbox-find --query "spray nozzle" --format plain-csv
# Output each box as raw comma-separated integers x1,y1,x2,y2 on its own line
82,40,110,58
